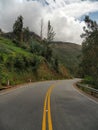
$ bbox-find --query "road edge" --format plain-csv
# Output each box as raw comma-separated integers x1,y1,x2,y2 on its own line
73,82,98,103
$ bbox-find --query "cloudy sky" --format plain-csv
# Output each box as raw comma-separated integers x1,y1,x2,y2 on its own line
0,0,98,44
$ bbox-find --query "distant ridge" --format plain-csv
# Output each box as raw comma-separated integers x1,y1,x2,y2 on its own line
50,41,82,76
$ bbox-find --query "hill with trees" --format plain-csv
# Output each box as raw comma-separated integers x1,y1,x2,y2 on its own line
50,41,82,76
0,15,70,89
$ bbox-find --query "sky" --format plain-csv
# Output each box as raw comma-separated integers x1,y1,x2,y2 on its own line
0,0,98,44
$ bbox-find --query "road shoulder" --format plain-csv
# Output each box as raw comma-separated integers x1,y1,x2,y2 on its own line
73,83,98,103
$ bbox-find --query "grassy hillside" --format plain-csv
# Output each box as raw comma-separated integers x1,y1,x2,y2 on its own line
0,37,70,89
50,42,82,76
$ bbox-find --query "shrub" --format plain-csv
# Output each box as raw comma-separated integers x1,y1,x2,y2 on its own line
14,54,25,70
30,41,44,55
0,54,4,63
5,55,15,71
30,55,41,71
84,76,94,84
0,72,9,86
12,39,20,46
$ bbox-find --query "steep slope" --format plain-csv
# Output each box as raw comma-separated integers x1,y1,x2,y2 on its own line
50,42,82,76
0,37,70,89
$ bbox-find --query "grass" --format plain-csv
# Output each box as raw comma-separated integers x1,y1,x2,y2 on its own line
0,36,41,87
0,37,31,56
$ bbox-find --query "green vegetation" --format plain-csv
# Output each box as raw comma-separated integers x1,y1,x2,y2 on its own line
50,42,81,76
0,15,72,89
13,15,23,42
0,36,42,86
47,20,55,43
0,36,70,89
80,16,98,89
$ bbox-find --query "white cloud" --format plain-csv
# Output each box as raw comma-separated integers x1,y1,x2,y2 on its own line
0,0,98,44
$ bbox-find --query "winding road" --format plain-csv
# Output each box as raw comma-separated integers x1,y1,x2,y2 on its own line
0,79,98,130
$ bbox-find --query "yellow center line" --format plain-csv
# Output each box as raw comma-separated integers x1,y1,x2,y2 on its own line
48,86,54,130
42,85,55,130
42,90,49,130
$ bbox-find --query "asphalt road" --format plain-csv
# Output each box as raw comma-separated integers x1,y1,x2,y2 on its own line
0,79,98,130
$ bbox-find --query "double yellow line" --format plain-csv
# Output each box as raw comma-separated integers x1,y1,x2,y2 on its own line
42,85,55,130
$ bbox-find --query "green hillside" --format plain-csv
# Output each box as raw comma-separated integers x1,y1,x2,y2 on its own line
0,37,70,89
50,42,82,76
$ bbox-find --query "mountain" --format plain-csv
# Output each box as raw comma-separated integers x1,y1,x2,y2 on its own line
50,41,82,76
1,31,81,78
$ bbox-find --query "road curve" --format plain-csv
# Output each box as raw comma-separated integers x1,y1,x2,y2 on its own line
0,79,98,130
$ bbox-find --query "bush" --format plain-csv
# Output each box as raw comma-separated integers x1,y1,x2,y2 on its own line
43,46,52,62
84,76,94,84
5,55,15,70
12,39,21,46
30,41,44,55
14,54,25,70
30,55,41,71
0,72,9,86
0,54,4,62
83,76,98,89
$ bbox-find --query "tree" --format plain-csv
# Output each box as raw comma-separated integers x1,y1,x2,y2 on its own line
81,16,98,39
0,28,3,35
23,27,30,43
45,46,52,61
81,16,98,86
53,57,59,72
13,15,23,42
40,19,43,40
47,20,55,43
